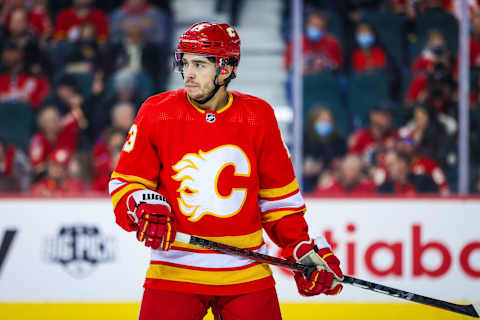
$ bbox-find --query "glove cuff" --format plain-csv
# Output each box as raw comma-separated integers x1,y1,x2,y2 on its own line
127,190,171,223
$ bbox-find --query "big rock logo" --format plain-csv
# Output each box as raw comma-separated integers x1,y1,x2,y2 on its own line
44,225,115,278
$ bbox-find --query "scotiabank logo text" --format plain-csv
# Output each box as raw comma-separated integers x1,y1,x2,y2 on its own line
323,223,480,278
273,223,480,279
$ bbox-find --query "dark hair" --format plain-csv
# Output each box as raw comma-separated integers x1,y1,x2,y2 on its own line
57,74,80,93
306,10,327,23
104,127,127,142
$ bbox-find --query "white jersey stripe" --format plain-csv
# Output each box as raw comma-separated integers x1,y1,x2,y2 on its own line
258,191,305,213
151,244,268,269
109,179,127,195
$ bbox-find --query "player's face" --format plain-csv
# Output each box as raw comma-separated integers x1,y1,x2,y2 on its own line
182,53,217,101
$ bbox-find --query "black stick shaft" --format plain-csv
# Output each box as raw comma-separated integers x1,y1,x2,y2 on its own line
188,235,479,318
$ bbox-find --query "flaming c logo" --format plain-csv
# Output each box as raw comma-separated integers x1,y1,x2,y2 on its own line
172,145,251,221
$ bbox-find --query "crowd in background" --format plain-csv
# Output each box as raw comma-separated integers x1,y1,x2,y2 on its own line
0,0,173,196
0,0,479,197
282,0,480,195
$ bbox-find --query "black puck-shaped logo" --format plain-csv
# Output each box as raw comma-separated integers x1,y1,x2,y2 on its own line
44,225,115,278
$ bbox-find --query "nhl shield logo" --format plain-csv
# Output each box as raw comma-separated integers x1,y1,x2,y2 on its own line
206,113,216,123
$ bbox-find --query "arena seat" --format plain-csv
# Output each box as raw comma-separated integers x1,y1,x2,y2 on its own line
0,102,34,150
303,72,349,135
362,11,407,70
348,71,389,129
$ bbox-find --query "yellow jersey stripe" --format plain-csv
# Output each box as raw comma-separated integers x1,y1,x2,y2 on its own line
146,263,272,285
261,208,305,223
111,183,146,208
187,91,233,114
171,229,264,251
111,172,157,189
216,92,233,113
259,179,299,199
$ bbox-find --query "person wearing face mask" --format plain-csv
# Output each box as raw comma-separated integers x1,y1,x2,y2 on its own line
352,22,387,74
411,29,451,75
284,11,343,73
303,107,346,192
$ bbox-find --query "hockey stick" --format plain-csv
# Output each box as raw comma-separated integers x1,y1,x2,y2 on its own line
174,232,480,318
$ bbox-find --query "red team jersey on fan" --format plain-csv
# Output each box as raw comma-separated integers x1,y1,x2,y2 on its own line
109,89,307,295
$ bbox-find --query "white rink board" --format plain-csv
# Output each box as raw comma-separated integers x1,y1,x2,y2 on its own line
0,199,150,302
271,199,480,302
0,198,479,302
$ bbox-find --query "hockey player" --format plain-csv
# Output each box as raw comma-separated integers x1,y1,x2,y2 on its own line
109,22,344,320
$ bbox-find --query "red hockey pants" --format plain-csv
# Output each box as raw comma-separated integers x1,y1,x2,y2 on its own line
139,287,282,320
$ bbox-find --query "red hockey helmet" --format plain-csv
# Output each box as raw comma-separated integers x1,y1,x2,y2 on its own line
175,22,241,74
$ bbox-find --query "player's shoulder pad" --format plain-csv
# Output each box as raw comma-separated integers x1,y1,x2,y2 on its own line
137,89,184,117
140,90,181,110
230,90,276,118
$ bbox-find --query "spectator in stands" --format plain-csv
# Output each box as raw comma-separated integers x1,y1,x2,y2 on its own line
425,68,456,117
63,22,103,73
376,150,417,195
0,40,49,109
314,154,375,195
348,105,397,164
470,13,480,67
89,100,135,146
410,0,451,15
0,136,32,193
396,135,450,194
111,101,136,131
30,148,86,196
284,11,343,73
54,0,109,43
0,0,24,26
27,0,52,39
67,151,91,184
406,43,456,112
45,74,89,127
109,0,172,47
91,127,126,192
411,29,450,75
29,105,80,181
86,69,145,140
3,7,51,76
303,106,346,192
352,22,387,73
398,104,455,169
102,22,166,92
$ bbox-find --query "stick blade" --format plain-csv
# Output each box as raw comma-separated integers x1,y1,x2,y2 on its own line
470,303,480,318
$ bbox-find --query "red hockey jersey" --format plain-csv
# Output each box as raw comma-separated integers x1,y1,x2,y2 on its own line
109,89,308,295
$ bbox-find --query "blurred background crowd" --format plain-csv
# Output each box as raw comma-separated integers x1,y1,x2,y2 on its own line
0,0,478,197
286,0,480,196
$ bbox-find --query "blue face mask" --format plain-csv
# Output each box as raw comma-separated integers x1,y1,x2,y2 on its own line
306,27,324,42
314,121,333,137
356,33,375,48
